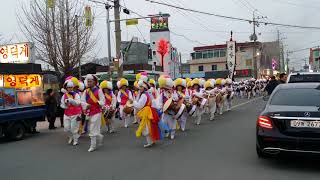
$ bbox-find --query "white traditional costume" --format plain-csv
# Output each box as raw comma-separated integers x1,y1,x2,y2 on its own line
81,74,105,152
60,80,82,146
100,80,117,133
117,78,133,128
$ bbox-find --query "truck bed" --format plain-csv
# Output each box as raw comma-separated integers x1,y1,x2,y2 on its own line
0,106,46,123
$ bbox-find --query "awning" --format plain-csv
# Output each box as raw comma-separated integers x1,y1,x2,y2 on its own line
0,63,42,74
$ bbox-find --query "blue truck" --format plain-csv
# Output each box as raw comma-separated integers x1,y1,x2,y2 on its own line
0,63,46,140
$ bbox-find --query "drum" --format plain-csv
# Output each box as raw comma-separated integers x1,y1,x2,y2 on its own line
175,103,186,119
123,100,134,114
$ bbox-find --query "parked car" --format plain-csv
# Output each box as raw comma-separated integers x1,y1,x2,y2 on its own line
256,83,320,158
287,72,320,83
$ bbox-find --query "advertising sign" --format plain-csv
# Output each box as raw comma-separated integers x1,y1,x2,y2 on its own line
3,74,42,88
0,42,33,64
151,14,170,32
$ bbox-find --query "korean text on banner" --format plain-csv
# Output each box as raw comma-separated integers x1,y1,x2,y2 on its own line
4,74,42,88
227,41,236,79
0,43,31,64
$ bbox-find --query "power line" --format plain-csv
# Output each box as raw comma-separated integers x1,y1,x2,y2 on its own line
145,0,320,30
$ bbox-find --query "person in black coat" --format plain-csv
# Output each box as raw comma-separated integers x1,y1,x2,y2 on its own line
265,76,279,95
45,89,58,130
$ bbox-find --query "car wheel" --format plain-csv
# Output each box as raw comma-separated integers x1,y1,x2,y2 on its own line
7,123,25,141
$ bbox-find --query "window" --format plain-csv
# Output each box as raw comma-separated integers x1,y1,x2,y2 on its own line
208,50,214,58
219,49,226,57
246,59,252,66
202,51,208,59
195,52,202,59
270,88,320,106
214,50,220,57
198,65,204,71
212,64,217,71
153,51,156,56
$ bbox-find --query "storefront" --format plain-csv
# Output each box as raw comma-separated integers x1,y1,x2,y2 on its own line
0,63,44,109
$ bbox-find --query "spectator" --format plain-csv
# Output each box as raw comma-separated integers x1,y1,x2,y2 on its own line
45,89,58,130
265,76,279,95
57,91,64,128
278,73,287,84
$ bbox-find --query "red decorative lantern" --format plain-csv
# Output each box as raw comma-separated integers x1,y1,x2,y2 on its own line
157,39,169,72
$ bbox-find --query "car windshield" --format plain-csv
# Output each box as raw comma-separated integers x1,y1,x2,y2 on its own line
270,88,320,106
288,74,320,83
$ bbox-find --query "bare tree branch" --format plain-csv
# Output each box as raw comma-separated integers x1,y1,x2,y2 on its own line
17,0,97,78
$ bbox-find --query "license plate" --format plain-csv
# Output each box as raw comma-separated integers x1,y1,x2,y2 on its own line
291,120,320,128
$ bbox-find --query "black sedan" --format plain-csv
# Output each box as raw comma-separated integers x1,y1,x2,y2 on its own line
256,83,320,158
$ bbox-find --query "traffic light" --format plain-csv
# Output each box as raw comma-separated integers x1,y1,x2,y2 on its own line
123,8,130,14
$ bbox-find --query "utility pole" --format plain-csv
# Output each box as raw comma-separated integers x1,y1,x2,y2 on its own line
89,0,113,80
250,10,266,79
105,3,112,80
75,15,81,79
179,52,183,78
114,0,122,78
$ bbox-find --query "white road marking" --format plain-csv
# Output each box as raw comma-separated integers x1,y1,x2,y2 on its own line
232,96,263,109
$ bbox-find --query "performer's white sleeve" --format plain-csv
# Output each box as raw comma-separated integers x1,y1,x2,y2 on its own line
117,92,121,103
157,93,163,110
60,94,67,109
81,90,89,110
128,91,133,100
98,89,105,107
69,93,81,106
112,93,117,109
133,93,147,110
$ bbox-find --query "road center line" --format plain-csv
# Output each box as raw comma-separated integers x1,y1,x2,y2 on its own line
232,96,263,109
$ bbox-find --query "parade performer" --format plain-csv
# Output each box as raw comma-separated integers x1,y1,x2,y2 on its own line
81,74,105,152
60,80,82,146
225,78,234,112
174,78,189,131
117,78,133,128
158,75,176,139
191,78,207,125
132,81,140,124
149,78,159,100
100,80,117,133
204,79,216,121
134,77,161,148
77,80,88,135
215,78,225,115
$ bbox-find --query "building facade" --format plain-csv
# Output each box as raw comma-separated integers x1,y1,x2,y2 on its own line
188,41,280,79
309,47,320,72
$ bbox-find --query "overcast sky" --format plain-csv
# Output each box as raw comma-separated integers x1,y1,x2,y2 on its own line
1,0,320,70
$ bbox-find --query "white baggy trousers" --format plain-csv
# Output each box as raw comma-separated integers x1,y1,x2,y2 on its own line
89,113,103,149
64,115,80,142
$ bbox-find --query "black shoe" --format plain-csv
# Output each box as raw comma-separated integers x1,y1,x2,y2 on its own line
31,130,40,134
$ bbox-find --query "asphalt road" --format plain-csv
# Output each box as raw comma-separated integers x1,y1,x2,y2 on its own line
1,97,320,180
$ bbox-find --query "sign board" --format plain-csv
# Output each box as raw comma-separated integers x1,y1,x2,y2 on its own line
0,42,33,64
3,74,42,88
234,69,252,77
227,41,236,79
151,14,170,32
126,19,138,26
